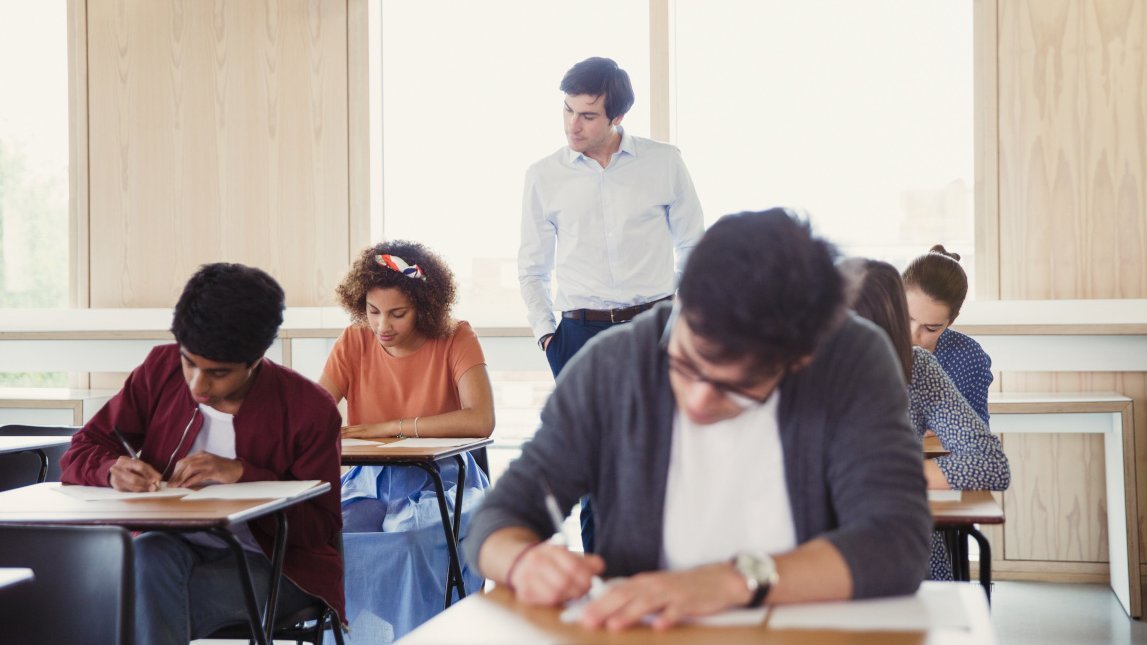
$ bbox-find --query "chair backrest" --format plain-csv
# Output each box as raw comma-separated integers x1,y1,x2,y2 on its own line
0,524,133,645
0,424,80,491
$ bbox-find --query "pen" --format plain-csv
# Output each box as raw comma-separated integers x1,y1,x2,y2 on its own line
112,425,140,460
540,476,605,596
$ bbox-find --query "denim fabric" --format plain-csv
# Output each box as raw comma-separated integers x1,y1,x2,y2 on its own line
133,531,314,645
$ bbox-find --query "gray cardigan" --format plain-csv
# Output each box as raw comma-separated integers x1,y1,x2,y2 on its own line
467,303,931,598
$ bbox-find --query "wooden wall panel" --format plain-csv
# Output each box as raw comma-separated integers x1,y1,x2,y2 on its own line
86,0,351,307
995,0,1147,583
998,0,1147,300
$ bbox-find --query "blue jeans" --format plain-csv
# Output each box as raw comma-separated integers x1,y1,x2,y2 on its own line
133,531,315,645
545,317,624,553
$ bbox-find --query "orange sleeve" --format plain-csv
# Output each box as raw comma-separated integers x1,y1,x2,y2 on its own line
322,326,359,396
448,321,487,384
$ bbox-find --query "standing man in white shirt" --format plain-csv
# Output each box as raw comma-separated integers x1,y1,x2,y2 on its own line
519,56,704,379
518,56,705,554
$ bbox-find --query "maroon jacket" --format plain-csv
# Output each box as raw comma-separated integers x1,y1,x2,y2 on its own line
60,344,346,620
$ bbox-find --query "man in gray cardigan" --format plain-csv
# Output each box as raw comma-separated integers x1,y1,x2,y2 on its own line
467,209,931,630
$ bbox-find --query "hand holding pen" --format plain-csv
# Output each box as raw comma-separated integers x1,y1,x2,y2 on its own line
107,425,162,492
504,477,605,606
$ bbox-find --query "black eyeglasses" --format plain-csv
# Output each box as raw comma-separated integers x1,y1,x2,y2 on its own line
660,305,781,409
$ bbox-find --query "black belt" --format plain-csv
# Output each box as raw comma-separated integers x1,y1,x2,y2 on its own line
562,296,673,324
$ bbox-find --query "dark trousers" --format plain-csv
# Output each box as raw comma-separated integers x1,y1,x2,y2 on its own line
545,316,622,553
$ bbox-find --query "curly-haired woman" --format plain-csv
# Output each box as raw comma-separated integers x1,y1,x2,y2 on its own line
319,240,494,641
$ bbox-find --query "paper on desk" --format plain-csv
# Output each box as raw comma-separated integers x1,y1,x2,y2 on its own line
767,582,970,631
559,577,766,627
928,489,964,502
180,480,321,500
54,483,194,501
341,438,386,447
358,438,479,448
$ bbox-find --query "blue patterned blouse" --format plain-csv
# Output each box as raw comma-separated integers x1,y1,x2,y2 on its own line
909,347,1010,580
933,328,993,426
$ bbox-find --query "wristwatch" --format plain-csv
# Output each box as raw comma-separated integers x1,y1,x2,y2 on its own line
733,552,778,608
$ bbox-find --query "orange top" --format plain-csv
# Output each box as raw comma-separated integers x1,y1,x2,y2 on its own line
322,321,486,425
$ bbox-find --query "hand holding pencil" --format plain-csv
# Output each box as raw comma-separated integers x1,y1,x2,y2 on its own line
107,426,162,492
503,477,605,606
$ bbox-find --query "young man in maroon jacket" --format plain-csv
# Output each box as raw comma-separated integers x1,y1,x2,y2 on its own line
60,263,344,645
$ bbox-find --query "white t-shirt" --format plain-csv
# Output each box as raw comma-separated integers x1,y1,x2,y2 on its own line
183,403,260,553
660,392,797,570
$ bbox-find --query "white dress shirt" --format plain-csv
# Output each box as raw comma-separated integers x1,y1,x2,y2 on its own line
660,392,796,571
518,128,705,341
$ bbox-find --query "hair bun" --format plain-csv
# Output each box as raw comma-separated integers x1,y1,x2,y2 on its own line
929,244,961,263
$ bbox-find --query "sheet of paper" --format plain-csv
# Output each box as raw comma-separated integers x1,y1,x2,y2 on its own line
341,438,386,447
53,483,195,501
180,480,321,500
358,438,479,448
928,489,964,502
558,577,766,627
767,582,971,631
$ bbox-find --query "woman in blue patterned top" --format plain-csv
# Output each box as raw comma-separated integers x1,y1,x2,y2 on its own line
848,258,1010,579
903,245,993,425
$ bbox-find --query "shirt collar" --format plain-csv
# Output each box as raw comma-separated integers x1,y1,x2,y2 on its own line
565,127,635,165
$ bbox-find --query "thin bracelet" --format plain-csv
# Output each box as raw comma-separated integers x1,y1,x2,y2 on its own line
414,416,420,438
397,417,405,438
505,541,542,592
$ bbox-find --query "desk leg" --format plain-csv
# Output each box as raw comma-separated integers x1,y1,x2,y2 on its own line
210,528,270,645
967,526,992,604
448,456,469,603
262,511,288,637
34,449,49,483
415,462,467,609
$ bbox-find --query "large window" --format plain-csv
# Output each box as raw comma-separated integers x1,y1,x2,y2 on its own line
0,3,69,386
674,0,975,280
379,0,650,327
0,2,69,309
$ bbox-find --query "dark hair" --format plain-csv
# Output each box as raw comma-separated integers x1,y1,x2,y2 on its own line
845,258,913,383
902,244,968,321
335,240,457,340
171,263,285,366
559,57,635,121
678,208,845,375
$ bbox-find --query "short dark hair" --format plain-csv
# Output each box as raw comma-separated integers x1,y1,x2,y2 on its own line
171,263,285,365
902,244,968,322
678,208,846,375
845,258,913,383
560,57,635,121
336,240,458,340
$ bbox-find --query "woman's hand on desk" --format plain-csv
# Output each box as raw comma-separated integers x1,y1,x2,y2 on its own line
340,422,393,439
109,456,163,492
579,563,747,631
168,452,243,488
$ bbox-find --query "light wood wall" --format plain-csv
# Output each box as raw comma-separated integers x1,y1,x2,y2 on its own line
83,0,366,307
995,0,1147,576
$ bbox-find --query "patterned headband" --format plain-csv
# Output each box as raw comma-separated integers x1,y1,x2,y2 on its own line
375,254,426,280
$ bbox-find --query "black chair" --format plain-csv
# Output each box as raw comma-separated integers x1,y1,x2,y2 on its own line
206,599,345,645
0,424,80,491
0,524,133,645
205,535,346,645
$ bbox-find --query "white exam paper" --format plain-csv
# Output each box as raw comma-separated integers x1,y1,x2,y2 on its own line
359,438,478,448
928,489,964,502
179,480,321,500
341,438,386,447
54,483,195,501
767,581,971,631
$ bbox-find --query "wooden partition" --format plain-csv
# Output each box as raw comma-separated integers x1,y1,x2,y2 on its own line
993,0,1147,591
83,0,368,308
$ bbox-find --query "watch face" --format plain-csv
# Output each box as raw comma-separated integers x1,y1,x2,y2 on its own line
737,553,777,585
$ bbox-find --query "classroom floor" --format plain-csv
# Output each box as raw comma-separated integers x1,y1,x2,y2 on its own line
990,580,1147,645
